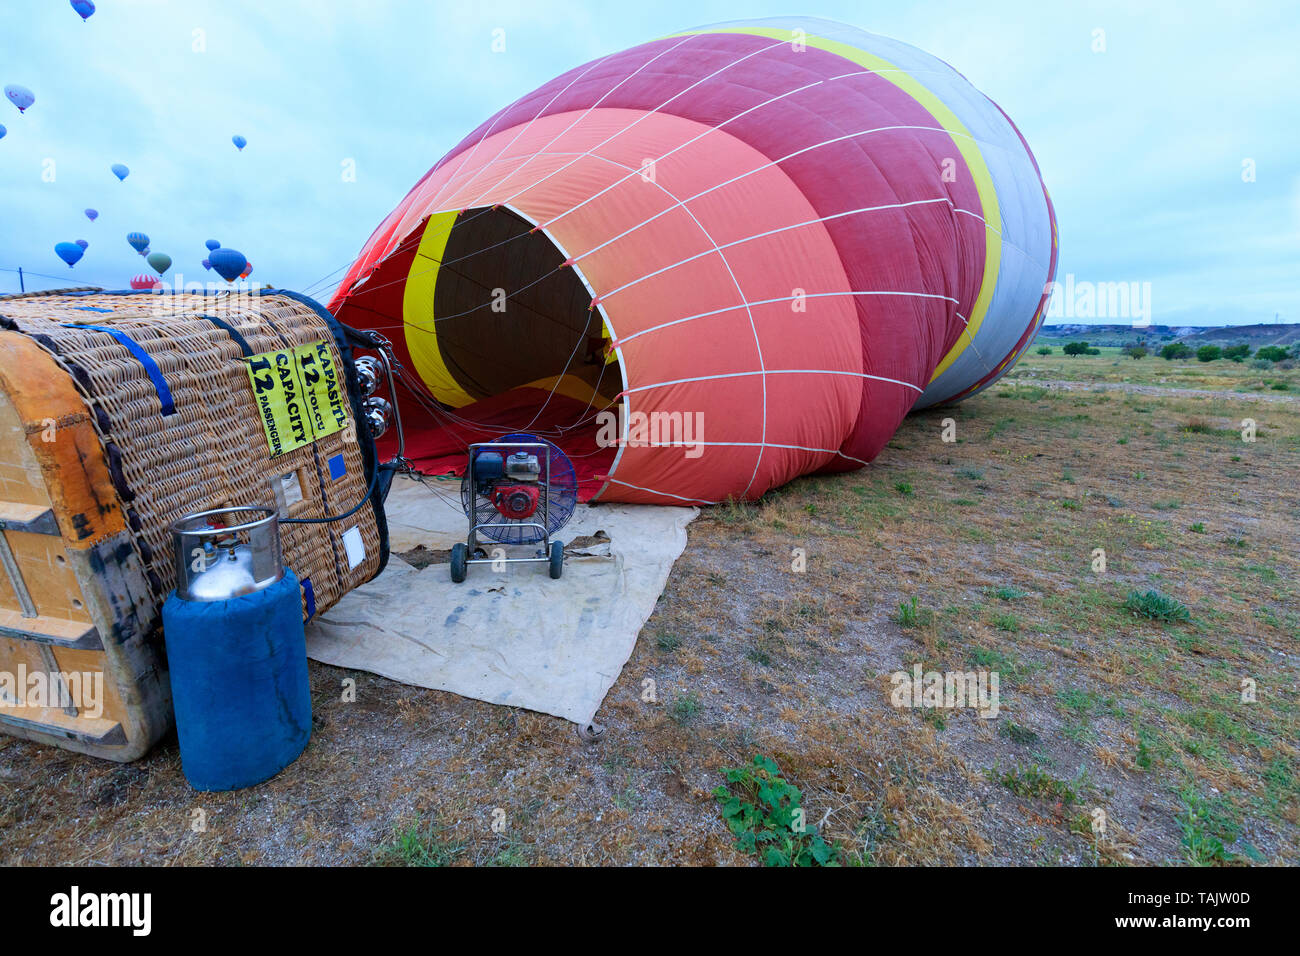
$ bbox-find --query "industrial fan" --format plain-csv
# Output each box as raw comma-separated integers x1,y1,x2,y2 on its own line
450,433,579,582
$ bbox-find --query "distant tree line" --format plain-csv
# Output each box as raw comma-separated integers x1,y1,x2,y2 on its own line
1035,340,1295,364
1156,342,1295,363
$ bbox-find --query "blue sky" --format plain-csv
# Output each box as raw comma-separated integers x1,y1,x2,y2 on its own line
0,0,1295,325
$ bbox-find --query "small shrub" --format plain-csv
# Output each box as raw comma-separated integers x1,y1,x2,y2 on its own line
1160,342,1193,360
373,817,467,867
1196,345,1222,362
896,596,923,628
991,612,1020,632
1036,346,1053,355
894,481,914,497
991,765,1077,805
670,691,702,724
1178,791,1239,865
656,632,683,652
713,755,841,866
1123,589,1191,623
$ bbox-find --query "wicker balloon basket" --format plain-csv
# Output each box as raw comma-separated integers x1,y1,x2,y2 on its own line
0,289,389,761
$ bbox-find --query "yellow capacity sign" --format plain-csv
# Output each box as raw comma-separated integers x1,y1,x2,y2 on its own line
245,340,350,457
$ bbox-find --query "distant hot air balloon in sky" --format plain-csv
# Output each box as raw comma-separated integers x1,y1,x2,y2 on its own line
205,239,220,251
130,274,159,290
201,258,212,271
0,125,6,140
209,248,247,282
241,262,253,279
70,1,95,21
127,232,149,255
111,163,129,181
232,135,247,151
84,208,98,221
75,239,89,250
55,242,84,267
4,85,35,113
147,252,172,276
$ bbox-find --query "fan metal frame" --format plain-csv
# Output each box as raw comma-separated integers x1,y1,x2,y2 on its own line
456,438,574,579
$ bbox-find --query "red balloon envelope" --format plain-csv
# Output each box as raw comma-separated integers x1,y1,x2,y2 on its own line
329,17,1057,504
129,274,160,290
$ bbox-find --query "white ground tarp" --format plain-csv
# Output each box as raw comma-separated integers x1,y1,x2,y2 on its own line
305,476,697,726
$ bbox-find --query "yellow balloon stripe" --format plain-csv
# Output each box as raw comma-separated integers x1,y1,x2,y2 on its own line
402,211,476,407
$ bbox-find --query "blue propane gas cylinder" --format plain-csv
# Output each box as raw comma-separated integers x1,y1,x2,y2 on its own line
162,508,311,791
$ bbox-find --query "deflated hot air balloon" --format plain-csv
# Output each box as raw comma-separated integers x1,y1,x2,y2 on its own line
205,239,220,251
147,252,172,276
55,242,84,267
4,85,35,113
330,17,1057,505
85,208,98,221
130,274,160,290
127,232,149,255
111,163,129,181
70,1,95,21
209,248,247,282
232,135,247,150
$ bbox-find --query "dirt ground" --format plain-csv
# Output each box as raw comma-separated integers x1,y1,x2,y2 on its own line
2,350,1297,865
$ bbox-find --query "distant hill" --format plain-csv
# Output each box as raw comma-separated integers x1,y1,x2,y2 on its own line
1035,323,1300,348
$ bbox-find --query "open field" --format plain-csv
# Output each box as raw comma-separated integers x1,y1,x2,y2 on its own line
2,350,1297,865
1013,346,1300,392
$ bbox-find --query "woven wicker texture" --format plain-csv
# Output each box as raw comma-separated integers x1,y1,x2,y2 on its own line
0,292,382,618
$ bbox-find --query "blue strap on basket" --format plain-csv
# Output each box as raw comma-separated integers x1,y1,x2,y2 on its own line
198,314,254,357
62,323,176,416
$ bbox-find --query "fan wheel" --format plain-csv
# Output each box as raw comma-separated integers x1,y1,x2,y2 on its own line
450,543,468,583
548,539,564,579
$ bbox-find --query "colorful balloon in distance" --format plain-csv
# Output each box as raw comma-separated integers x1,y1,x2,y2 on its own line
130,274,159,290
146,252,172,276
0,125,6,140
4,85,35,113
111,163,129,181
205,239,220,251
232,135,247,150
201,258,212,271
75,239,88,249
55,242,84,267
70,1,95,21
84,208,98,221
241,262,253,278
127,232,149,254
209,248,247,282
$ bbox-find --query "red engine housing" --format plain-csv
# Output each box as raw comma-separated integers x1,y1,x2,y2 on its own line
491,483,540,520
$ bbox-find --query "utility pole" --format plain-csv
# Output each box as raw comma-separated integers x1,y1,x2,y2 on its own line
17,267,24,293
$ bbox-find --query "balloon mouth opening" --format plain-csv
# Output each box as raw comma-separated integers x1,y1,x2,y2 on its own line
372,205,627,500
